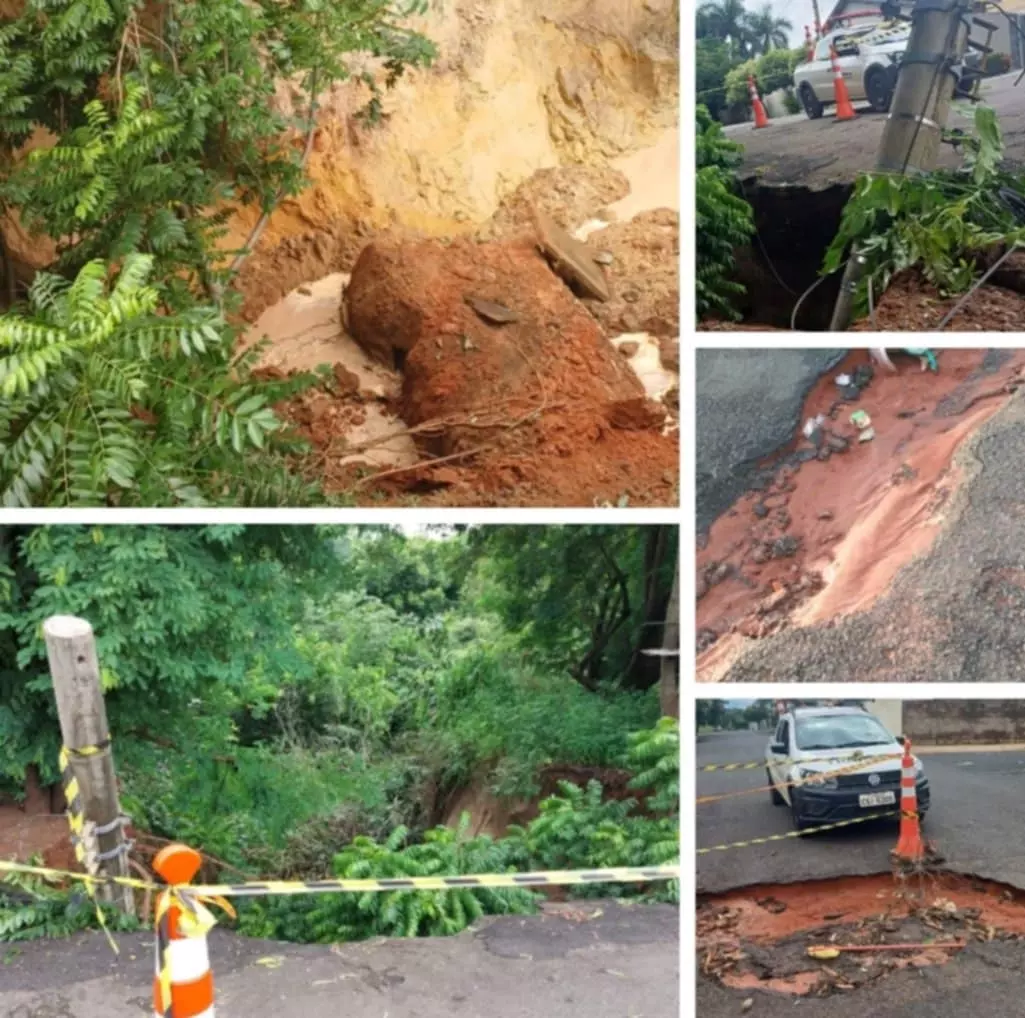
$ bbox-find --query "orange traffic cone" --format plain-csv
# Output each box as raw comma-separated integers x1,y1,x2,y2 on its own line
747,75,770,129
805,26,815,62
153,845,216,1018
829,46,857,121
892,739,926,864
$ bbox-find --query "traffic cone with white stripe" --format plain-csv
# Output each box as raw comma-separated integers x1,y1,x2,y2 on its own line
153,845,215,1018
829,46,857,121
892,739,925,864
805,25,814,62
747,75,769,129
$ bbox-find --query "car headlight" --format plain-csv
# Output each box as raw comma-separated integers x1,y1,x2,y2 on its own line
798,767,838,791
913,759,924,779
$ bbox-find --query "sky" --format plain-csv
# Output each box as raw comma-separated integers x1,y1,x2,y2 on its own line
744,0,829,46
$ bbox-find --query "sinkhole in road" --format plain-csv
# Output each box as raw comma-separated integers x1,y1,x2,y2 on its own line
731,181,852,330
697,871,1025,997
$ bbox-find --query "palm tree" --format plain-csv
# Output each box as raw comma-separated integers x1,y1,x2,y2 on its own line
744,3,793,56
697,0,752,57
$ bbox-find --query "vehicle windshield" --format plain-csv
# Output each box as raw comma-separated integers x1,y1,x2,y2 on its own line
794,714,894,751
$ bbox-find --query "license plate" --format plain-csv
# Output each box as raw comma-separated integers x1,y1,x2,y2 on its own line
859,791,896,808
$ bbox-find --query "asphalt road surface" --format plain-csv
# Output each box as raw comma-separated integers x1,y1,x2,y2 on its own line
696,730,1025,894
698,942,1025,1018
727,73,1025,187
696,349,846,533
723,383,1025,681
0,902,679,1018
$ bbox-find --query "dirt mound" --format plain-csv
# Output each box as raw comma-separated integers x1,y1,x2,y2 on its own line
697,349,1025,679
312,233,678,505
849,270,1025,331
477,165,631,240
587,208,679,339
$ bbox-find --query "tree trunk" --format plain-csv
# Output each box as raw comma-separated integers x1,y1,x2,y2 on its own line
622,526,673,691
658,554,680,719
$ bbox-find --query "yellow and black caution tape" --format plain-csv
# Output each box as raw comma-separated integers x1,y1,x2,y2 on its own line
696,812,899,855
59,743,117,952
700,752,901,773
0,858,679,898
698,755,907,806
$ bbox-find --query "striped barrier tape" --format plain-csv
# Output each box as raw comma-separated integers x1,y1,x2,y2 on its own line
59,743,117,952
700,751,902,773
0,857,680,897
696,811,899,854
697,754,908,806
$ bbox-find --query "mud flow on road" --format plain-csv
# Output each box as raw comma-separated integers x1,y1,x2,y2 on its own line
699,872,1025,999
697,348,1025,681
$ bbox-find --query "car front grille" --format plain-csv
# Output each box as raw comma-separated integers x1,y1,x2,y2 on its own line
835,768,901,788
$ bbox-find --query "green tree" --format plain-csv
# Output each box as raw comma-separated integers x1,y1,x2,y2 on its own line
698,0,752,57
696,37,737,120
465,526,677,692
745,3,792,55
0,0,436,507
0,524,335,793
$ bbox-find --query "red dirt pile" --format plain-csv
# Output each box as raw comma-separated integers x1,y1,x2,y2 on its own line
311,233,679,505
849,269,1025,331
697,349,1025,675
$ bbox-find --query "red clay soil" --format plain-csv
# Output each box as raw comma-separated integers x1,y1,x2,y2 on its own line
0,804,76,872
699,872,1025,996
849,270,1025,331
296,233,678,506
697,349,1025,677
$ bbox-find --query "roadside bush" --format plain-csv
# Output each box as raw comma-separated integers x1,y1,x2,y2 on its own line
0,861,140,943
626,717,679,815
823,104,1025,316
237,815,538,942
696,106,754,321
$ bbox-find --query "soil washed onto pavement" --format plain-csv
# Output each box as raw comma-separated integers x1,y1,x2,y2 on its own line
697,349,1025,681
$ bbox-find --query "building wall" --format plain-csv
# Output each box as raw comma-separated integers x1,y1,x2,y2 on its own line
865,700,903,737
903,701,1025,744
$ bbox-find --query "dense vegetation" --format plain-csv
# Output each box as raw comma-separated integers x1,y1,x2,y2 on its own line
696,105,754,321
0,524,679,942
0,0,435,506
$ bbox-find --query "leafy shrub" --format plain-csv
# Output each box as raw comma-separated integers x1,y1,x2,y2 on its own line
696,105,754,321
237,815,538,942
427,635,658,799
626,717,679,815
0,255,314,507
0,863,140,943
823,105,1025,316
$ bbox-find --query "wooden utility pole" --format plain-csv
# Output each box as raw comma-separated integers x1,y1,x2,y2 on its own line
812,0,823,36
829,0,974,330
44,615,135,915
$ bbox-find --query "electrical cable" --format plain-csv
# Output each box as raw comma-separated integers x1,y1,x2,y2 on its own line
790,258,849,330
